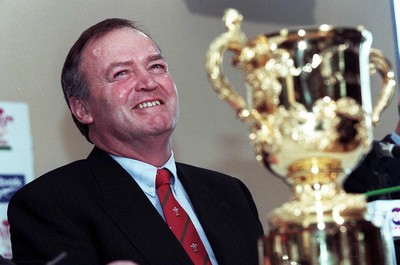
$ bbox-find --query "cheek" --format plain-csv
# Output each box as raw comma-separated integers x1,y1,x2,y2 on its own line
110,85,131,103
163,76,177,95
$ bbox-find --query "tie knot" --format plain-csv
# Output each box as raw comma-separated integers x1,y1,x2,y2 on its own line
156,168,171,188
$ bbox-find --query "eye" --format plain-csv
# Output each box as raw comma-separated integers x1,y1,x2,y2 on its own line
113,70,128,80
149,63,167,73
152,64,164,69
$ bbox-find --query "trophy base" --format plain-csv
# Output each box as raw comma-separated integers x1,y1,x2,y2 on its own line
259,192,396,265
259,219,393,265
269,191,367,227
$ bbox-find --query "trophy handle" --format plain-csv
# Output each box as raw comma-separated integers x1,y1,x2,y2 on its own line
205,9,253,122
369,48,396,125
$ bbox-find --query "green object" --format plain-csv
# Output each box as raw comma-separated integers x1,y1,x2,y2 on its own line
365,185,400,197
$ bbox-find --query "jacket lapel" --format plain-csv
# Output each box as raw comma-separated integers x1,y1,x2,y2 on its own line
86,147,193,265
176,164,251,265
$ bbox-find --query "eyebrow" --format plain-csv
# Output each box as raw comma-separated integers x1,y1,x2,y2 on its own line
148,53,164,62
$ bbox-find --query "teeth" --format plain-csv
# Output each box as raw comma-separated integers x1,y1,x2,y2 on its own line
135,100,161,109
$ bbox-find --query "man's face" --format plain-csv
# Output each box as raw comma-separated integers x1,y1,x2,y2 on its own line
76,27,179,149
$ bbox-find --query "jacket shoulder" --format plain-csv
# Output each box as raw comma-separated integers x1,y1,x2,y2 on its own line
176,162,236,180
10,159,91,202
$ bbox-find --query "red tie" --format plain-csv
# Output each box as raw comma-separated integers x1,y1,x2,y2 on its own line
156,168,211,265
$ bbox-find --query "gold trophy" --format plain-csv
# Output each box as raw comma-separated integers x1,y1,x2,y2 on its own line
206,8,396,265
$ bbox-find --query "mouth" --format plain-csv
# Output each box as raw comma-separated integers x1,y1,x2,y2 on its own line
134,100,161,109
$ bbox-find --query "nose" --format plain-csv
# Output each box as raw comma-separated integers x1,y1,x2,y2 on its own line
135,71,158,92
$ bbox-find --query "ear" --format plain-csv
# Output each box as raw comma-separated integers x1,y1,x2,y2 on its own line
68,97,93,125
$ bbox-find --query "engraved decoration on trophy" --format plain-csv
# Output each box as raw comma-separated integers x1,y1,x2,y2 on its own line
206,8,396,265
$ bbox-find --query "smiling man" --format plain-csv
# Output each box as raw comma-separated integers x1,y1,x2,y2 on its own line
7,19,263,265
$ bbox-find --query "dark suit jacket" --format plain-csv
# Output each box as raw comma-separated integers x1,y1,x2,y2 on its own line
344,134,400,200
344,134,400,263
8,147,264,265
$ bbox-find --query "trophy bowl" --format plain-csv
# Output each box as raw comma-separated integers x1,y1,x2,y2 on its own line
206,8,396,265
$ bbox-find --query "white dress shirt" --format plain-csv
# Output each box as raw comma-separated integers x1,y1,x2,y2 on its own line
391,132,400,145
110,153,218,265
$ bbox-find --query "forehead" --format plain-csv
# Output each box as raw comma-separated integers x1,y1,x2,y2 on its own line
83,27,160,61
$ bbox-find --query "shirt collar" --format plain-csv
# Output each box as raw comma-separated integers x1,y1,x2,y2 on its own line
110,152,177,197
391,132,400,145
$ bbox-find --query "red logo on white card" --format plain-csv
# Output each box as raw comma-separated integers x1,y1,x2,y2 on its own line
0,108,13,150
